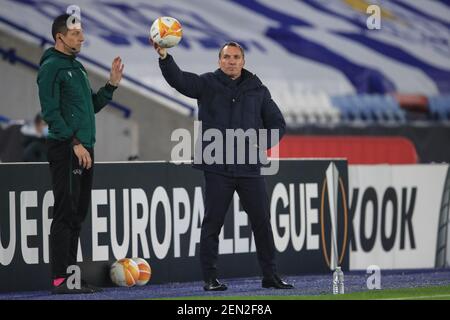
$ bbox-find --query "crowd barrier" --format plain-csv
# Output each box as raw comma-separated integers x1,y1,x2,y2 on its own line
2,160,448,292
0,159,349,292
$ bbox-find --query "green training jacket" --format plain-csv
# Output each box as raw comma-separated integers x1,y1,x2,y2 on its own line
37,47,117,148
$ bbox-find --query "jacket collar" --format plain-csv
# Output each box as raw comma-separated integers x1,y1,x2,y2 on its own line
39,47,77,66
214,68,262,91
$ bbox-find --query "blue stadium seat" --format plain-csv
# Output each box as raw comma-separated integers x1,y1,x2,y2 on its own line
333,95,363,121
331,94,409,123
356,95,377,122
0,115,11,124
360,95,382,122
383,95,406,122
330,96,352,121
428,95,450,120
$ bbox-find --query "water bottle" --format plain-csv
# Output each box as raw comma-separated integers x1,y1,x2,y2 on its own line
332,266,345,294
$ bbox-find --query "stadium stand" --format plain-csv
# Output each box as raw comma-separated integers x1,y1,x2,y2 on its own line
0,0,449,163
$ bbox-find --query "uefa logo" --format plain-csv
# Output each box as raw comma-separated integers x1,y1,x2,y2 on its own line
319,162,349,270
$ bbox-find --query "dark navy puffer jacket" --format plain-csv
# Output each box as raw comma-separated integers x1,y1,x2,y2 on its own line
159,54,286,177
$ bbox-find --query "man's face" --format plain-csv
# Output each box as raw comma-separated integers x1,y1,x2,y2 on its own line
219,45,245,80
60,28,84,54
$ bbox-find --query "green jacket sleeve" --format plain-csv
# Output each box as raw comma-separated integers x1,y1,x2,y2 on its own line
92,82,117,113
37,64,74,140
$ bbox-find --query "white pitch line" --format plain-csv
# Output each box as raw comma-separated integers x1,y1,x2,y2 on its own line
377,294,450,300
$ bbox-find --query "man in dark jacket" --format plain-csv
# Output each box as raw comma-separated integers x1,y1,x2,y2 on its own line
154,41,293,291
37,13,124,294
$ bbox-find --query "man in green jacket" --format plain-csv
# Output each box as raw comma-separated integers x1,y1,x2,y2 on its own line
37,13,124,294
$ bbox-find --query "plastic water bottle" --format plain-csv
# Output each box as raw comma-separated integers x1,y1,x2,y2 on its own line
333,266,345,294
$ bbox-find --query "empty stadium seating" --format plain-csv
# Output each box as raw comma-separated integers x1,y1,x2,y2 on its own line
428,95,450,121
274,90,450,126
326,94,406,124
272,90,408,126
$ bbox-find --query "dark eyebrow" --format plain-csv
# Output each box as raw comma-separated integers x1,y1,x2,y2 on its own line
223,54,241,58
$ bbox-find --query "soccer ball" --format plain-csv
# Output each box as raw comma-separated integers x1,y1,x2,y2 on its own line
150,16,183,48
110,258,140,287
131,257,152,286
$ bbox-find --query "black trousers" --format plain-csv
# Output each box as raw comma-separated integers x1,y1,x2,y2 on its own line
200,171,277,281
47,139,94,279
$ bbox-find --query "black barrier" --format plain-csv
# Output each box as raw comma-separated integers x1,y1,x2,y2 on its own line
291,124,450,163
0,159,349,292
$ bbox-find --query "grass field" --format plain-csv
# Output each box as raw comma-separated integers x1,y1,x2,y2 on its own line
159,284,450,300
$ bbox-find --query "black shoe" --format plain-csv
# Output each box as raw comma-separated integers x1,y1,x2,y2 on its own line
51,278,96,295
262,274,294,289
203,278,228,291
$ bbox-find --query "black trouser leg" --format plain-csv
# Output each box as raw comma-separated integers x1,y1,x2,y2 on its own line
236,177,277,278
200,172,236,281
48,140,93,278
67,149,94,267
48,140,72,278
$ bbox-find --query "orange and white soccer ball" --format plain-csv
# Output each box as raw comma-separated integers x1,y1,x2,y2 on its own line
132,257,152,286
110,258,140,287
150,16,183,48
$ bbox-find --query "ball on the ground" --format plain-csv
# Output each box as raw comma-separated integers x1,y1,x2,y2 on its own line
132,257,152,286
110,258,140,287
150,16,183,48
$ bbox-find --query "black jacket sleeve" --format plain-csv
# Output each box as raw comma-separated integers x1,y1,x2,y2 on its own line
159,54,206,99
261,87,286,150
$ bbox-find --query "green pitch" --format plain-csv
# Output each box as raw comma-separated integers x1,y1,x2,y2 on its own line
157,284,450,300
